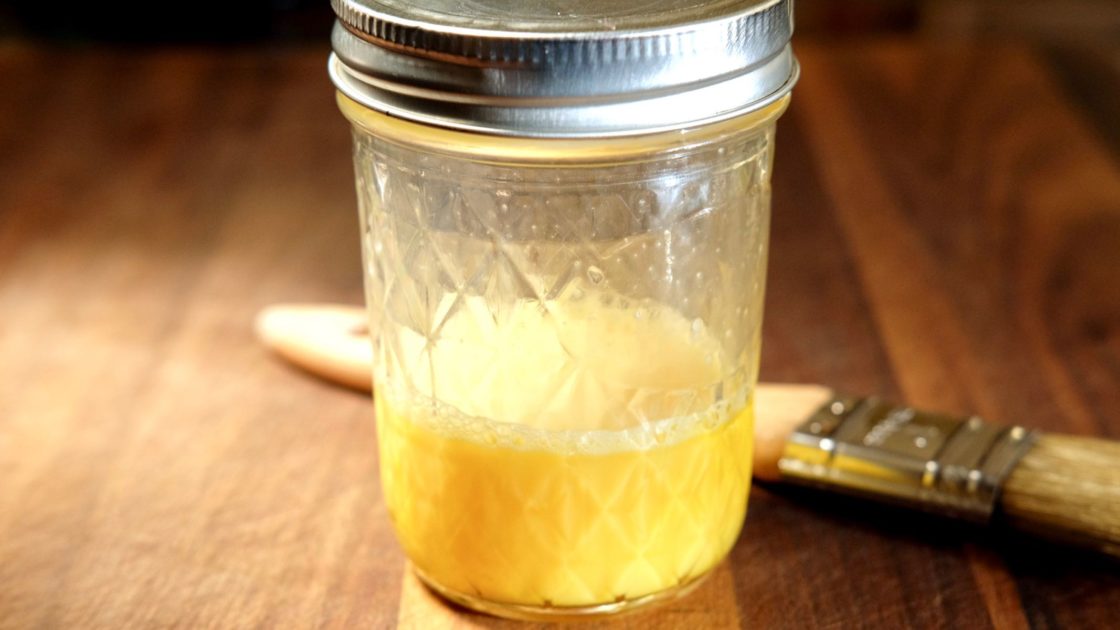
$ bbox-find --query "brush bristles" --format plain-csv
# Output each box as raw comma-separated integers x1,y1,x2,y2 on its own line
1001,434,1120,554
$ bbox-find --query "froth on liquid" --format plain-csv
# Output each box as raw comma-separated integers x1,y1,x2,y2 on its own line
376,289,753,609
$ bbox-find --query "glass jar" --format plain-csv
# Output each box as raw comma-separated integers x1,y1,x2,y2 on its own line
330,0,796,620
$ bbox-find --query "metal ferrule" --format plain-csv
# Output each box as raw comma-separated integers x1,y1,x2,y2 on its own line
779,396,1037,522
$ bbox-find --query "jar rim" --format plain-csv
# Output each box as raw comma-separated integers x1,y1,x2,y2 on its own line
337,91,791,163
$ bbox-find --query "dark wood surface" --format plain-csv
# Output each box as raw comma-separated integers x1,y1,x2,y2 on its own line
1,38,1118,629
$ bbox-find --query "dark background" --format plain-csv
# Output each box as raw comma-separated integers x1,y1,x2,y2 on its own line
2,0,1119,43
6,0,1114,170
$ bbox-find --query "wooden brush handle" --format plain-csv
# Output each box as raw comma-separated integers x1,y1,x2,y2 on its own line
255,303,1120,555
254,304,373,392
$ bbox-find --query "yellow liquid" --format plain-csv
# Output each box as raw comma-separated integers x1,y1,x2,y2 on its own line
375,292,753,611
378,399,752,609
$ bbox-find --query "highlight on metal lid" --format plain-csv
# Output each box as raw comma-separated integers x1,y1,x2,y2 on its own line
328,0,798,137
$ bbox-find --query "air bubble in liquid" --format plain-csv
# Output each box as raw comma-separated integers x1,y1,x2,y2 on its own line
586,265,605,285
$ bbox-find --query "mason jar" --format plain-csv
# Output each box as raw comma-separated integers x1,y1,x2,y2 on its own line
329,0,797,620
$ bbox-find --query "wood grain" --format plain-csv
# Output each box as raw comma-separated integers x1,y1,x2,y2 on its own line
0,39,1118,628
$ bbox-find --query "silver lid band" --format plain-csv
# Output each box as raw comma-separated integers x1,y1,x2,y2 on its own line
329,0,797,137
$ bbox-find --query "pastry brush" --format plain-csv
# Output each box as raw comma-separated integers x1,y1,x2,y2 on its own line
255,303,1120,556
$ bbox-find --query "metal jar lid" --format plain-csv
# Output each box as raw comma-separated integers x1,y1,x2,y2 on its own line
328,0,797,138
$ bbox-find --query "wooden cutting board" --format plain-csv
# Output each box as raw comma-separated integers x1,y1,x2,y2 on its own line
2,40,1119,628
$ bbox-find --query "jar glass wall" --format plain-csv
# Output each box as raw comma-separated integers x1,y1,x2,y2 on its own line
340,93,788,619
